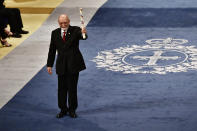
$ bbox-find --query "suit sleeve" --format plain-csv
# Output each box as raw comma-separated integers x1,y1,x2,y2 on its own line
77,27,88,40
47,31,56,67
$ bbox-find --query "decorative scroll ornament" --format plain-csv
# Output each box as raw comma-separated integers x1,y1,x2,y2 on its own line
92,38,197,74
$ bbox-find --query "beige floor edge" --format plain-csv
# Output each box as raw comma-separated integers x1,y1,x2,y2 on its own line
0,14,50,59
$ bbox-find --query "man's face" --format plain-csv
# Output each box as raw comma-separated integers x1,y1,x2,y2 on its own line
58,16,70,29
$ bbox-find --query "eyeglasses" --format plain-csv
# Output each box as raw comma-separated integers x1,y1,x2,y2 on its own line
59,22,69,25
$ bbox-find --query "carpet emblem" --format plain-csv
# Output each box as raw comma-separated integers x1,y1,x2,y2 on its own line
92,38,197,74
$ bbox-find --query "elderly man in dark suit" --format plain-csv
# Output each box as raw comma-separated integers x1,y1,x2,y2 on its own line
47,14,87,118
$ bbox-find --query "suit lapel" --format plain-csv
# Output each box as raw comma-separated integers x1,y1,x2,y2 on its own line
65,26,71,41
57,28,63,42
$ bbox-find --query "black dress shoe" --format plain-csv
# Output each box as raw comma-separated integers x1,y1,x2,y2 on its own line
18,30,29,34
11,33,22,38
69,111,77,118
56,111,67,118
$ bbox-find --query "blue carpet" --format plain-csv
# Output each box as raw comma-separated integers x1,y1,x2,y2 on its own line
88,8,197,27
1,0,197,131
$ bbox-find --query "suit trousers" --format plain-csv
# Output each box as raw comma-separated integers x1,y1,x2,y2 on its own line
58,72,79,112
0,8,23,33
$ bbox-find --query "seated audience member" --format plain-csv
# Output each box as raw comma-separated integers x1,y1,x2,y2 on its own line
0,16,12,47
0,0,29,38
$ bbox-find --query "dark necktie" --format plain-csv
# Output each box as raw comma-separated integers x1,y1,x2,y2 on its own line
63,31,66,41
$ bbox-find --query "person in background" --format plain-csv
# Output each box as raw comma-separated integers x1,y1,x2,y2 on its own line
0,16,12,47
0,0,29,38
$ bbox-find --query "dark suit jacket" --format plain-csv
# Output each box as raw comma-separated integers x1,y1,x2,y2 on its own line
47,25,88,75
